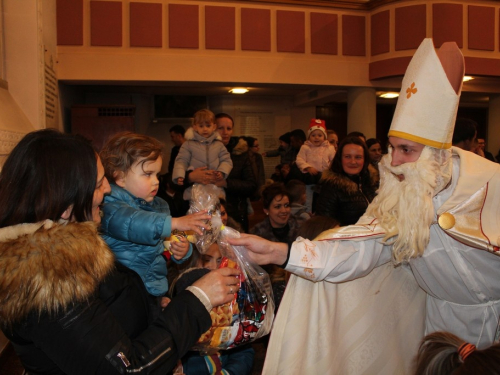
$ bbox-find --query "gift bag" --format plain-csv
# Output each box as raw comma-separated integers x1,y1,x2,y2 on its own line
187,183,223,253
193,225,274,353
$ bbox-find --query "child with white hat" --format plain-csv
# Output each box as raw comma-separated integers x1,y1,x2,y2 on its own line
295,119,336,212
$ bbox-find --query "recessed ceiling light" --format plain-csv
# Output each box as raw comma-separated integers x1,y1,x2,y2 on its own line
379,92,399,99
229,88,249,94
463,76,474,82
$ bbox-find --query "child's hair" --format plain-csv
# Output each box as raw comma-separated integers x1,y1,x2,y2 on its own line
297,216,339,240
100,132,164,182
414,331,500,375
192,109,215,126
285,179,306,204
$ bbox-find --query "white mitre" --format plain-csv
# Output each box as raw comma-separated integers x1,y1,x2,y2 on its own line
388,38,465,149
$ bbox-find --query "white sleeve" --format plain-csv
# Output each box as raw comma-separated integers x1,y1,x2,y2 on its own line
285,237,392,282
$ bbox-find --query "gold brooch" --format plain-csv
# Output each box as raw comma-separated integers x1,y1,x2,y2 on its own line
438,213,455,230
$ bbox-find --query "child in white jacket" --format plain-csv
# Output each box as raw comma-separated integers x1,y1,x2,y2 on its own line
295,119,336,212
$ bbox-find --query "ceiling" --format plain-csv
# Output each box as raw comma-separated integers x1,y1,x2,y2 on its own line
63,73,495,108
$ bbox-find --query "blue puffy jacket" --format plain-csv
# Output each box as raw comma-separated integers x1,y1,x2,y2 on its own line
101,185,192,296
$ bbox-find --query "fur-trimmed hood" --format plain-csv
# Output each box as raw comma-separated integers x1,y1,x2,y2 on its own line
227,137,248,156
0,220,115,326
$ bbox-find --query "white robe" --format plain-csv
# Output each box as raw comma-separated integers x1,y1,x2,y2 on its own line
264,149,500,374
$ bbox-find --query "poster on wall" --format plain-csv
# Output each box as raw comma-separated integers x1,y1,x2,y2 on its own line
44,48,59,129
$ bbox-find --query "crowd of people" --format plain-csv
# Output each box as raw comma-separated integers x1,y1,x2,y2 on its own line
2,37,500,375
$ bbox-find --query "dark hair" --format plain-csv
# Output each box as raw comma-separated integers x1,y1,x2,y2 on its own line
297,216,339,240
279,132,291,145
290,129,306,143
285,179,306,204
215,112,234,127
366,138,381,149
330,136,371,177
261,182,289,209
453,118,477,144
100,132,164,182
241,136,257,148
169,125,186,136
0,129,97,227
414,331,500,375
347,131,366,142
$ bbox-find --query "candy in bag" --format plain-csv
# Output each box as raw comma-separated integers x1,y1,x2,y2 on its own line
187,183,223,253
193,225,275,352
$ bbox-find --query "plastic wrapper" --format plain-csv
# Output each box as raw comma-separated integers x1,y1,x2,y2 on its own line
193,225,275,353
187,183,223,253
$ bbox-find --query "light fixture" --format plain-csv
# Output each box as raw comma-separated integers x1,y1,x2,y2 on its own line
463,76,474,82
379,92,399,99
229,88,249,94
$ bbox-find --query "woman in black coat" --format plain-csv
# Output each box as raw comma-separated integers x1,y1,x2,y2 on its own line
315,136,378,226
0,129,239,375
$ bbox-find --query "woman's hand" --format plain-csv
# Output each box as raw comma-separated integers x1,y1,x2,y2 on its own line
187,167,218,185
171,210,210,235
228,234,289,266
193,267,241,307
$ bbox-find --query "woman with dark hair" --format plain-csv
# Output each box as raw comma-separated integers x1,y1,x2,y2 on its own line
315,136,378,225
366,138,383,166
414,331,500,375
250,182,299,309
0,129,239,374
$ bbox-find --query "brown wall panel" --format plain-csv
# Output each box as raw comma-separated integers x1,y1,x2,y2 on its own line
206,6,235,50
277,10,305,53
468,6,494,51
241,8,271,51
169,4,199,48
395,5,426,51
369,56,412,80
57,0,84,45
432,3,463,48
130,2,162,48
371,10,389,56
465,57,500,77
342,15,366,56
91,1,122,46
311,13,338,55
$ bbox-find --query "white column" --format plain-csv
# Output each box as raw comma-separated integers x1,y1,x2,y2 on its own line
347,87,377,139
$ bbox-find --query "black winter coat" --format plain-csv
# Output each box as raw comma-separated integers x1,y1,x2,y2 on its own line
0,221,211,375
225,137,257,232
315,169,377,226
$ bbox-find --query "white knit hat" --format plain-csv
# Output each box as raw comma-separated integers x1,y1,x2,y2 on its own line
388,38,465,149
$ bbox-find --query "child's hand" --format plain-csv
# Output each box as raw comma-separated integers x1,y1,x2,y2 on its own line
214,171,223,181
160,296,171,309
170,236,189,260
171,210,211,235
177,177,184,185
306,166,319,175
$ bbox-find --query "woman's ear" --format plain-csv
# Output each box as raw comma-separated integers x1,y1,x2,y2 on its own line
61,205,74,220
263,209,269,216
114,171,126,188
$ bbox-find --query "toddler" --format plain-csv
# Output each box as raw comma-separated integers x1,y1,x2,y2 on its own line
295,119,336,211
99,132,210,300
172,109,233,200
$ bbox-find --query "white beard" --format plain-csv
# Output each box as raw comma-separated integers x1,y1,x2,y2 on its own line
365,146,452,264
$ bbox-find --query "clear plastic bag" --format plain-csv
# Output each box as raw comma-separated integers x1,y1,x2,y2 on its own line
193,225,275,352
187,183,223,254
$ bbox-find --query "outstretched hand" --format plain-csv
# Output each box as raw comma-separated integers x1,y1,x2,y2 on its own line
227,233,289,266
171,210,211,236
